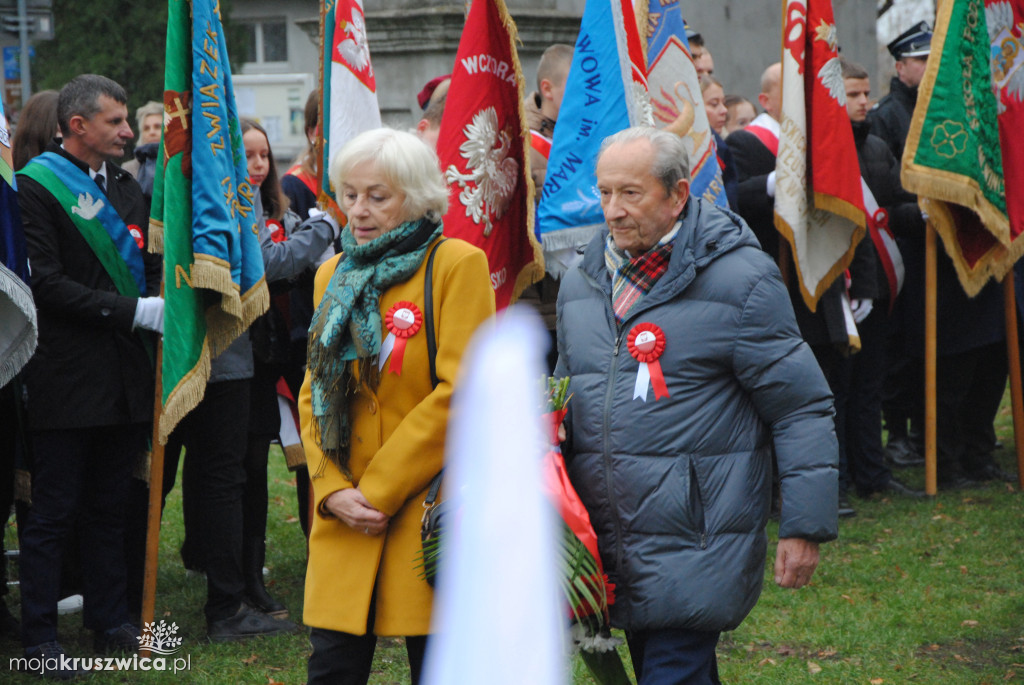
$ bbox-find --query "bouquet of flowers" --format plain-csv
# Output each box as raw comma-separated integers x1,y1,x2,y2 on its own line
543,377,630,685
415,377,630,683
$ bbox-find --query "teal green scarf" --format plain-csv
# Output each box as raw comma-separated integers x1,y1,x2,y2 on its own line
307,217,443,476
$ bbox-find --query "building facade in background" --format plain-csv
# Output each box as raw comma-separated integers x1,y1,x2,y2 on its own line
0,1,897,162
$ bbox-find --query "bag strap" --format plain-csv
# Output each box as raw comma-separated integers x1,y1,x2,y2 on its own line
424,466,445,506
424,238,447,499
424,238,446,390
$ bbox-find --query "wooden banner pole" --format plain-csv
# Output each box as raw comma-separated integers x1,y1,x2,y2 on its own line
924,221,938,495
1002,273,1024,489
140,336,166,658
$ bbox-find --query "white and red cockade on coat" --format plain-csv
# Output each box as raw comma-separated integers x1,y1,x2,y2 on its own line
627,322,670,402
379,301,423,375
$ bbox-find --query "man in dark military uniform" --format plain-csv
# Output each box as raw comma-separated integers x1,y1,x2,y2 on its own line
869,21,932,162
870,24,1015,488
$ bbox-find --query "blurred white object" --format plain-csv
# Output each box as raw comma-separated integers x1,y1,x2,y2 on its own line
56,594,83,615
423,307,566,685
850,298,874,324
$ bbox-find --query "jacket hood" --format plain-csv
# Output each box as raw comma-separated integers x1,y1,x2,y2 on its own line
581,197,761,301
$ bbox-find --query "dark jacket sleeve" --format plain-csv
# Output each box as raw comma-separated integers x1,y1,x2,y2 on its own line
256,194,335,284
726,131,779,258
731,266,839,543
18,175,139,331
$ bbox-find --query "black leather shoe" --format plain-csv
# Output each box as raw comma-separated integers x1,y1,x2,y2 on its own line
23,641,91,679
965,463,1016,483
938,474,983,490
878,476,926,498
94,622,140,654
858,476,926,499
244,585,289,620
207,603,297,643
885,438,925,468
838,495,856,518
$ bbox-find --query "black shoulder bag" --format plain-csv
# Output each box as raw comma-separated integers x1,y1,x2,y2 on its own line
419,239,446,587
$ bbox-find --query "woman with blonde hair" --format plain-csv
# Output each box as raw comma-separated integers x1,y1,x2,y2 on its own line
300,128,494,684
122,100,163,204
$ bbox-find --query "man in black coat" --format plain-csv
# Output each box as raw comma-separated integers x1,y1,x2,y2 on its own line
16,74,163,675
725,63,851,362
869,21,931,163
870,26,1011,488
840,59,923,503
868,21,932,467
726,63,854,515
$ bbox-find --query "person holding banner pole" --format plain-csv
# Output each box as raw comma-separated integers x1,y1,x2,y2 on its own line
15,74,161,675
869,21,932,469
727,62,853,517
158,158,338,641
838,59,923,503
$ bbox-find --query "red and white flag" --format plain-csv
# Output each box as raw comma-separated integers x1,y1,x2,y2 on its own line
319,0,382,209
774,0,866,310
436,0,542,310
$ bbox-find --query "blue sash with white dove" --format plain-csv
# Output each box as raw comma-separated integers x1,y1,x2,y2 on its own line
19,151,146,297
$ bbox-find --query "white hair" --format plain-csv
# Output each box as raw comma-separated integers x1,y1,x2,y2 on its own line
329,127,449,223
599,127,691,193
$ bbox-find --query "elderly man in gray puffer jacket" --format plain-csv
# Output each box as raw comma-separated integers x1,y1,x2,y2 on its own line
555,127,838,684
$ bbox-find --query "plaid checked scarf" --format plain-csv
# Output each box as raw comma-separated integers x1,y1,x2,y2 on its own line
604,222,679,323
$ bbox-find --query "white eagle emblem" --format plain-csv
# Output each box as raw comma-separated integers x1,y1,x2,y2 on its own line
986,1,1024,113
444,107,519,237
813,19,845,105
338,7,372,75
818,57,846,104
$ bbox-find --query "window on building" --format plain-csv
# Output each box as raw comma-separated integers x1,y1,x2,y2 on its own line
240,19,288,65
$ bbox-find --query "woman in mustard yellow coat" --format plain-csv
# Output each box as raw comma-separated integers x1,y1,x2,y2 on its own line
299,128,495,684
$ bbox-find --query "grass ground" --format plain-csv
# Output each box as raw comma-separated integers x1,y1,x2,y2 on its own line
1,395,1023,683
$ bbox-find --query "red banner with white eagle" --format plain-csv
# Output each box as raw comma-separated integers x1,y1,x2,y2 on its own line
990,0,1024,273
437,0,543,309
773,0,866,310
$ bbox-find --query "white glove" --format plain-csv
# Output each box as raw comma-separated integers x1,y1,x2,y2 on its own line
308,207,341,240
133,296,164,334
766,171,777,198
850,298,873,324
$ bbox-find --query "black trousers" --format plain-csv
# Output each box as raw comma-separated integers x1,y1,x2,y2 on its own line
843,304,893,495
0,383,19,599
307,628,428,685
929,342,1007,477
626,628,721,685
307,587,429,685
162,379,250,622
19,425,145,647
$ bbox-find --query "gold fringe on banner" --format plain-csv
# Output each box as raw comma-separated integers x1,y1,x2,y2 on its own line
497,0,545,304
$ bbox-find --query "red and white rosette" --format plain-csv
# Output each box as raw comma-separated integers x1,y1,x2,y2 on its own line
380,301,422,375
627,323,670,402
127,224,145,249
